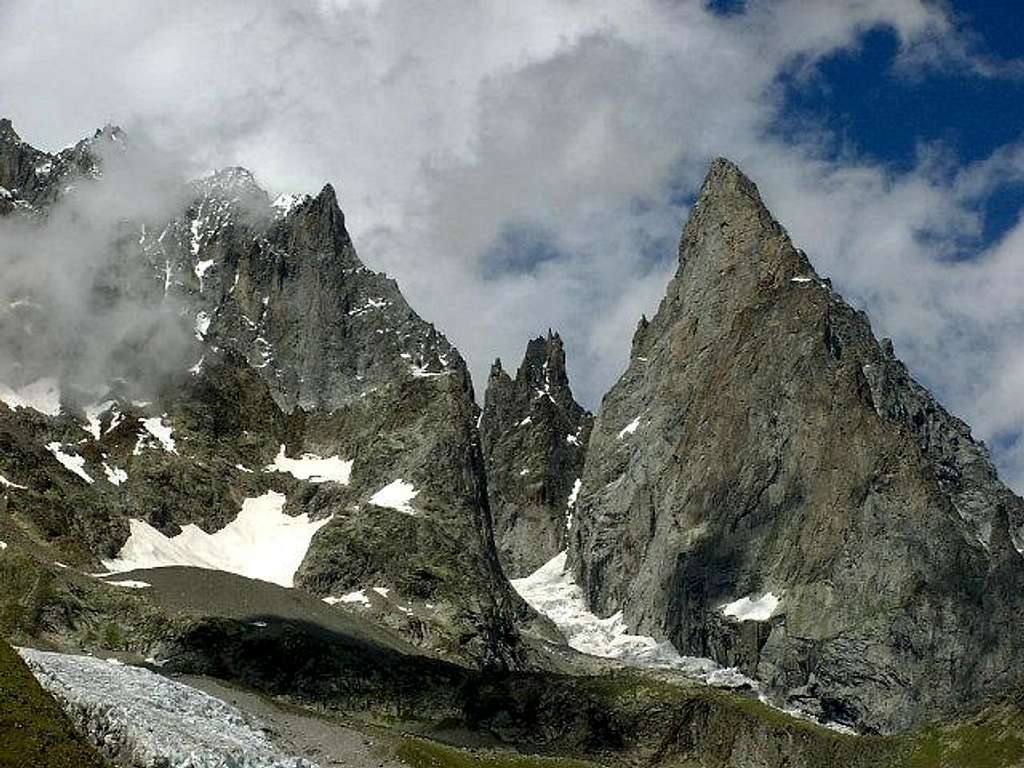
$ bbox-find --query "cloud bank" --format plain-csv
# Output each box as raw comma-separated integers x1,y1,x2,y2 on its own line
1,0,1023,488
0,133,196,397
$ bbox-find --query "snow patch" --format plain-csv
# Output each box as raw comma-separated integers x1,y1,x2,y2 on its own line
410,364,446,378
511,552,752,686
106,579,150,589
46,443,94,484
82,401,113,440
369,479,418,515
566,434,580,445
0,378,61,416
617,417,641,439
194,259,214,292
137,417,177,454
517,416,532,427
720,592,780,622
266,445,352,484
19,648,316,768
567,478,582,509
348,297,390,316
271,192,309,217
101,491,331,588
0,474,26,490
324,589,371,608
194,311,211,339
103,463,128,487
790,276,813,284
0,541,7,551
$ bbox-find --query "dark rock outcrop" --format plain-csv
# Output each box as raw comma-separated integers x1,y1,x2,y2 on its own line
568,158,1024,732
481,332,592,577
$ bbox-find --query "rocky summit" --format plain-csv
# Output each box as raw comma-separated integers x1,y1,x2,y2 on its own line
568,158,1024,733
481,332,592,577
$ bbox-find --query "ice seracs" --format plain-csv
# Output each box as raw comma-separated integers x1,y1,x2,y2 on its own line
369,479,419,515
101,491,331,588
265,445,353,484
720,592,781,622
20,648,316,768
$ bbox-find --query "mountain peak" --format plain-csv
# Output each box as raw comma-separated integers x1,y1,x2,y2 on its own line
664,156,804,310
489,357,507,379
569,160,1024,733
0,117,20,143
92,124,126,142
481,331,593,576
519,332,569,395
316,182,338,206
688,156,772,233
194,166,266,202
291,182,349,250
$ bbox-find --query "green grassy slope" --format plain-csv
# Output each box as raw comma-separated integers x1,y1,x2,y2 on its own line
0,638,107,768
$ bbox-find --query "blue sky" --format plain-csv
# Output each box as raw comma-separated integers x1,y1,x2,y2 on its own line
774,5,1024,245
1,0,1023,488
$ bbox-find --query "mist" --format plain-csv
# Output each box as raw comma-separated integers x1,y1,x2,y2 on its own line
0,130,199,401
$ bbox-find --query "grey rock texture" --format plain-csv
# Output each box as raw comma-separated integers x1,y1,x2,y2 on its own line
0,120,523,668
568,158,1024,733
481,332,592,577
0,118,113,214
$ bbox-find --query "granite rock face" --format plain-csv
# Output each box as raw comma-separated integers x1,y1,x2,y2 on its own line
481,332,592,577
568,158,1024,732
0,121,522,668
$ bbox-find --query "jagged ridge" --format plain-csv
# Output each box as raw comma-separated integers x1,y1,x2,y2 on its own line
481,331,593,577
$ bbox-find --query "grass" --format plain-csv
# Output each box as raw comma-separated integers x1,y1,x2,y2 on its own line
0,638,108,768
898,706,1024,768
397,736,598,768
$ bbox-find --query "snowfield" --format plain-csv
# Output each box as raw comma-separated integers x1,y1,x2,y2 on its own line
101,491,331,587
511,552,752,687
19,648,317,768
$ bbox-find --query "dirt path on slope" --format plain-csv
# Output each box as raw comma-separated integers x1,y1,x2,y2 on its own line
177,674,408,768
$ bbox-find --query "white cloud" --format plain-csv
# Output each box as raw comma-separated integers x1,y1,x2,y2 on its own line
2,0,1023,487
